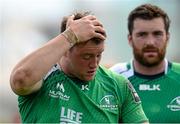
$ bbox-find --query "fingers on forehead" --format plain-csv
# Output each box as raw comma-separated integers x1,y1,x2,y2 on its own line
66,15,75,26
84,15,96,20
93,20,103,27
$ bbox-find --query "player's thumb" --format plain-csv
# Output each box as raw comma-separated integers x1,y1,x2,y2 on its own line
66,15,75,28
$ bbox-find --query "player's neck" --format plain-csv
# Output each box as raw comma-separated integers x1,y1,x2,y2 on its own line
133,59,165,75
59,58,74,77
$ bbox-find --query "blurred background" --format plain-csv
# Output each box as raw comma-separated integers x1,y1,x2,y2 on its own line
0,0,180,122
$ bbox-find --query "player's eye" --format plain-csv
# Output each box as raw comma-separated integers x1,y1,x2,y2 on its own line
153,31,163,36
137,32,147,37
83,54,91,60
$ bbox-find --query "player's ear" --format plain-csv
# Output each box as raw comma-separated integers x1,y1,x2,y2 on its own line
64,47,73,57
64,51,69,57
128,34,133,47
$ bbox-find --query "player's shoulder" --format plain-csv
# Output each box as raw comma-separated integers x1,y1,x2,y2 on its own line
109,62,129,73
167,62,180,85
171,62,180,74
109,62,134,78
43,64,61,81
99,65,142,105
98,65,128,83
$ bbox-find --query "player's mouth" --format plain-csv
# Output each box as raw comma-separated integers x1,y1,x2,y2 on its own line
143,48,158,55
143,48,158,52
87,70,96,76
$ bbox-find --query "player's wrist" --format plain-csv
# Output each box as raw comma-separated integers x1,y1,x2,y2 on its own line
61,28,79,47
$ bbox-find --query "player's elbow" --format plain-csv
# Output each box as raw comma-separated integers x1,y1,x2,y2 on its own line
10,68,32,95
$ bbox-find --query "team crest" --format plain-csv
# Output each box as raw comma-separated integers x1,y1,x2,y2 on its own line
167,96,180,111
99,95,118,110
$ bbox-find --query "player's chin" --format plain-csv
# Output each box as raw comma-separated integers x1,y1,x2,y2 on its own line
144,54,159,61
143,57,161,66
84,75,95,81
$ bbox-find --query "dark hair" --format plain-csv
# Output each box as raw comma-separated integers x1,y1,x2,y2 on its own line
128,4,170,35
60,11,104,45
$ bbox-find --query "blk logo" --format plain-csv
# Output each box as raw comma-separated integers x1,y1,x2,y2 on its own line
139,84,160,91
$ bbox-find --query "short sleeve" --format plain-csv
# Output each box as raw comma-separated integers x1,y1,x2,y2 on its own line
120,79,148,123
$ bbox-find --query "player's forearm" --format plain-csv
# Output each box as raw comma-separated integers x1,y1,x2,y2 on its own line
10,34,71,95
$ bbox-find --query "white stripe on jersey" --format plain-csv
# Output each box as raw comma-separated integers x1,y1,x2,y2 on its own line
110,62,134,78
43,63,61,80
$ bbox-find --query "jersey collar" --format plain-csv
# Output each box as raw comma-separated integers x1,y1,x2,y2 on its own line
130,58,170,78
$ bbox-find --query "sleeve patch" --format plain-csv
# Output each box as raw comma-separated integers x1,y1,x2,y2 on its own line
127,81,141,103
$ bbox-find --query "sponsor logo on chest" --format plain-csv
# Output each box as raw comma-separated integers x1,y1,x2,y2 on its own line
60,106,83,124
49,82,70,101
139,84,160,91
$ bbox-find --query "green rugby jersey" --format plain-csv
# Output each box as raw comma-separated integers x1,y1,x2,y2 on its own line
18,64,148,123
110,59,180,123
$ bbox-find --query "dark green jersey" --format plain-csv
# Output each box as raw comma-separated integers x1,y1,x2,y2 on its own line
18,64,148,123
110,60,180,123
